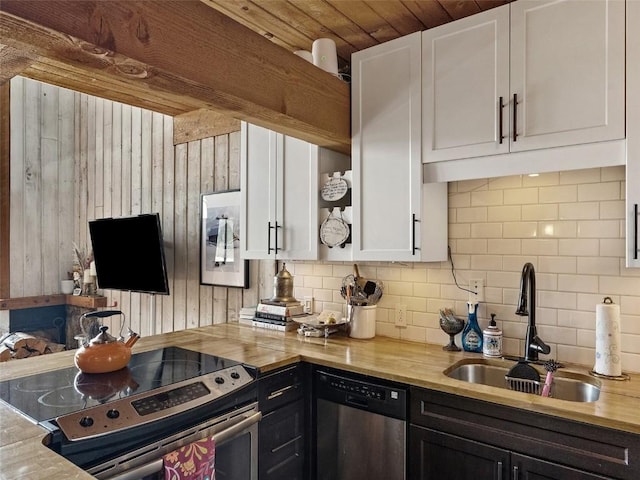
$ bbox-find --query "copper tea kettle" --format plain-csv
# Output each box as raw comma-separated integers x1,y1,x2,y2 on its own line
74,310,139,374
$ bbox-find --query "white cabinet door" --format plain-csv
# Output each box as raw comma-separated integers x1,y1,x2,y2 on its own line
510,0,625,152
422,5,510,163
279,135,318,261
241,123,279,259
240,123,318,260
627,0,640,268
352,32,446,262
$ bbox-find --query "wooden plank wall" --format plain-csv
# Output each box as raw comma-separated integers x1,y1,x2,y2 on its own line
9,77,75,298
9,77,271,336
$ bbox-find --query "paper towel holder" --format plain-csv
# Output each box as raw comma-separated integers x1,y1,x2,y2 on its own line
589,297,630,381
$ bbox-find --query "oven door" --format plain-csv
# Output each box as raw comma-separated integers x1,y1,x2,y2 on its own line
89,403,261,480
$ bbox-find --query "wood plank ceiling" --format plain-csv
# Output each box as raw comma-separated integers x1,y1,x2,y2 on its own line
202,0,513,75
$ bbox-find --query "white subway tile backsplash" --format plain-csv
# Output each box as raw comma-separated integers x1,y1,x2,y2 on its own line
559,202,600,220
538,256,576,274
487,239,521,255
521,239,559,256
471,189,503,206
539,185,577,203
470,223,503,238
557,274,599,293
504,187,538,205
522,172,559,187
488,205,521,222
286,167,639,372
577,182,621,202
522,204,558,221
559,239,599,256
599,200,625,219
503,222,538,238
577,257,620,276
559,168,601,185
577,220,620,238
457,206,488,223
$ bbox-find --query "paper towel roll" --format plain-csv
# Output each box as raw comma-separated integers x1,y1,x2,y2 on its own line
594,297,622,377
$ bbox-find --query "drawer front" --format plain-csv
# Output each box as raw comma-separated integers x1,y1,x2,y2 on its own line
258,364,304,413
259,399,305,480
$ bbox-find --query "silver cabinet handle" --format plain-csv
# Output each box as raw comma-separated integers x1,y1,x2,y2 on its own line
497,461,503,480
512,465,519,480
267,384,295,401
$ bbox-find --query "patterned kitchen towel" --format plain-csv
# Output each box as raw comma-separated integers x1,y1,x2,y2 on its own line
163,436,215,480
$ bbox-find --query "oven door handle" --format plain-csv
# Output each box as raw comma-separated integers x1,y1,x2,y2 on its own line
105,411,262,480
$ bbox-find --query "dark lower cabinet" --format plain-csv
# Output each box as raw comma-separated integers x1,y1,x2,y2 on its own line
258,363,309,480
410,426,611,480
410,426,508,479
409,387,639,480
512,453,612,480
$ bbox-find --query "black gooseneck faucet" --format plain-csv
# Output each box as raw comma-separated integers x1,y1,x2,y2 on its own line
516,262,551,362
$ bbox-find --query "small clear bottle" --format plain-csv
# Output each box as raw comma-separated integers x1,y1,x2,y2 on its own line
462,302,483,353
483,313,503,358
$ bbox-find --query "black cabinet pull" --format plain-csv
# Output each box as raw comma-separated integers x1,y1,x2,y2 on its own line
412,214,420,255
635,203,639,260
498,96,504,144
274,221,281,254
268,222,275,254
512,93,518,142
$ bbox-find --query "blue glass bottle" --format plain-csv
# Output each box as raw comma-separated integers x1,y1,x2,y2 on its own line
462,302,483,353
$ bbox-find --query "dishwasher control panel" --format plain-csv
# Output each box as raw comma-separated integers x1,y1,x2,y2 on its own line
316,369,407,419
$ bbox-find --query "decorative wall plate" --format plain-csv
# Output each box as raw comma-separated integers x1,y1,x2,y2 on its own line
320,176,348,202
320,211,349,248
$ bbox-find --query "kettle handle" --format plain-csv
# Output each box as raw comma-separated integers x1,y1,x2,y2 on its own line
80,310,126,339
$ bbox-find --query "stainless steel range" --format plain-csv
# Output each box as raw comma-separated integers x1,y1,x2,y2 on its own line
0,346,260,480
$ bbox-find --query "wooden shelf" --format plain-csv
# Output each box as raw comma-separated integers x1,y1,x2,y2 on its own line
0,294,107,310
65,295,107,308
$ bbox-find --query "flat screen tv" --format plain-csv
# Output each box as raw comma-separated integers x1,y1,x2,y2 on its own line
88,213,170,295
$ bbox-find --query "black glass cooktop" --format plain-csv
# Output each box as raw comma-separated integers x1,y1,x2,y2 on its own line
0,346,241,423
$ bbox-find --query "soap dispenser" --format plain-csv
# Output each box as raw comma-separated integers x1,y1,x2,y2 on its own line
483,313,503,358
462,302,483,353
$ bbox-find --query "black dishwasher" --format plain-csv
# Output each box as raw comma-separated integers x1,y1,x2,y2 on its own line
315,367,408,480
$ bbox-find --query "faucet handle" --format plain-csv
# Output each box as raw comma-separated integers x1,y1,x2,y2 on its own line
530,335,551,356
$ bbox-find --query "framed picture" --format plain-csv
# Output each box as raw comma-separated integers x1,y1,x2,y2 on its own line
72,288,82,296
200,190,249,288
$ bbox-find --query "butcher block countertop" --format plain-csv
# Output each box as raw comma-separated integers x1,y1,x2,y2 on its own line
1,323,638,479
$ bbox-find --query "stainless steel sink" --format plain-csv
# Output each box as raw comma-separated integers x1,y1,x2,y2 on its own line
444,359,601,402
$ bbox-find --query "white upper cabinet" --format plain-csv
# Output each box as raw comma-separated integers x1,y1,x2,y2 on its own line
240,122,318,260
510,0,625,152
627,0,640,268
422,5,510,162
352,32,447,262
422,0,625,164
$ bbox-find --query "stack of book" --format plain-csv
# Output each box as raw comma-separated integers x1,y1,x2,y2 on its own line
252,300,305,332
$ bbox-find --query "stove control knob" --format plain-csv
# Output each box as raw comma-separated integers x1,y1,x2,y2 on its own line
215,377,225,384
107,409,120,419
230,371,240,380
79,416,94,428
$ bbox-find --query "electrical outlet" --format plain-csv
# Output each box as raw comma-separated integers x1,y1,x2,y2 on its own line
303,296,314,314
395,304,407,327
469,279,485,303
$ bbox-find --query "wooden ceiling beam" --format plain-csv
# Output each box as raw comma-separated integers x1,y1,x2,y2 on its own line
0,1,350,153
0,44,37,85
173,109,241,145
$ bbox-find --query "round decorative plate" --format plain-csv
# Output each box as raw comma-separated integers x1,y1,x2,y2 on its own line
320,176,348,202
320,215,349,248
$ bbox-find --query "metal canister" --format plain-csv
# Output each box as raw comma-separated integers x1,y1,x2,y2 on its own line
270,263,297,303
